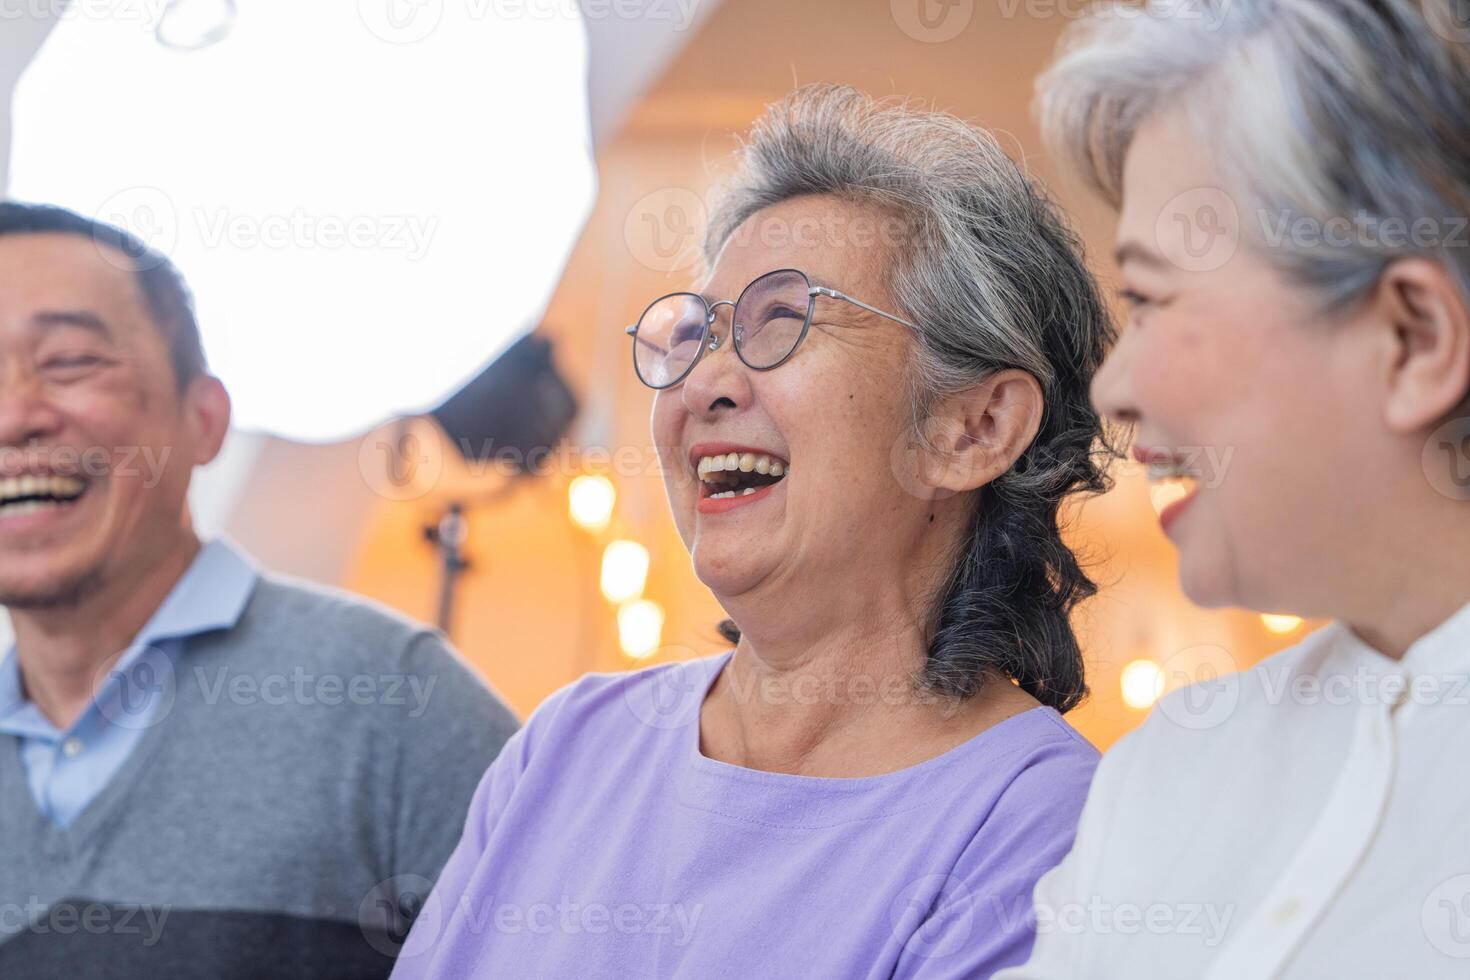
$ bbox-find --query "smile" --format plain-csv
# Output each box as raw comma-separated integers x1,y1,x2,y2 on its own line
0,473,89,517
696,451,787,499
689,445,790,515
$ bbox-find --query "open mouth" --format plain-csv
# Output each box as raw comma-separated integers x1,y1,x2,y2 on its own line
0,473,89,518
696,451,788,500
1144,458,1199,519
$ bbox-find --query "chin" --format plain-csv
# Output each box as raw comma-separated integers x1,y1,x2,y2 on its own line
0,563,104,609
689,546,761,600
1175,551,1240,611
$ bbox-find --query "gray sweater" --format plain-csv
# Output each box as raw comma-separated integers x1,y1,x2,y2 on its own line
0,573,519,979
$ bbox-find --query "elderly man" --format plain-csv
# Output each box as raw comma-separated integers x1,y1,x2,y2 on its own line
0,202,518,978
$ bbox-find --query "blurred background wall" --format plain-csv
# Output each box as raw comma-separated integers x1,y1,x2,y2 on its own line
1,0,1318,749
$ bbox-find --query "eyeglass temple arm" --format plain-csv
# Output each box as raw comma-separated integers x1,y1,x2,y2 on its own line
809,287,919,331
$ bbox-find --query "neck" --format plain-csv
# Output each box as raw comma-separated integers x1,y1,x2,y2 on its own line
10,529,201,730
703,519,1036,777
1340,491,1470,659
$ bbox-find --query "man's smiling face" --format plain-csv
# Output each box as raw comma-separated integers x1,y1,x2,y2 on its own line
0,232,210,608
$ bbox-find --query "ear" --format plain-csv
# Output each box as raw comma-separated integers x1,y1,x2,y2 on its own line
182,374,232,466
1374,258,1470,433
916,369,1044,494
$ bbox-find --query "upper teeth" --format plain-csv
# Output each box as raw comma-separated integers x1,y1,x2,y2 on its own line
0,474,87,502
697,453,786,479
1146,461,1195,482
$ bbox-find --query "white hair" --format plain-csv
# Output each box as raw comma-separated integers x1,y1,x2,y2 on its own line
1037,0,1470,310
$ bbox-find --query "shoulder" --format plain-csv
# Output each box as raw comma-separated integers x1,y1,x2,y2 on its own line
968,708,1099,846
217,572,517,737
511,650,729,761
237,572,432,667
1132,623,1343,759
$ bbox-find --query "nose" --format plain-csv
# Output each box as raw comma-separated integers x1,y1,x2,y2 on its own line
680,301,750,418
0,365,64,448
1090,327,1140,425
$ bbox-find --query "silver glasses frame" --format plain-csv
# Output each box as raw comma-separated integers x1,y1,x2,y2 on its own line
624,268,920,390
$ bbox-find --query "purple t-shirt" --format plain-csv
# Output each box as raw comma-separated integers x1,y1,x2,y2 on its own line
390,650,1098,979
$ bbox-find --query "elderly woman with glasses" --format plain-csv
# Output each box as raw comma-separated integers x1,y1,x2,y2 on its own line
1000,1,1470,978
390,84,1115,979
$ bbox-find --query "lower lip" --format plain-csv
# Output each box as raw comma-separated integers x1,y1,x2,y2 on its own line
0,492,89,534
697,480,781,515
1157,485,1199,535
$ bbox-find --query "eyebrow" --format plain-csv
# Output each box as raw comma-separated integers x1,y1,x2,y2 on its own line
31,310,115,339
1113,240,1170,270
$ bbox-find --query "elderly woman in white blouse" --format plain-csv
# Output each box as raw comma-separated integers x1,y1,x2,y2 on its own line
999,1,1470,978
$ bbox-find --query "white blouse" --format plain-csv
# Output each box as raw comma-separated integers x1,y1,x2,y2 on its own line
999,601,1470,979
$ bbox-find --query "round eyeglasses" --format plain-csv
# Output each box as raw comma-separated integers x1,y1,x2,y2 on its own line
625,268,919,389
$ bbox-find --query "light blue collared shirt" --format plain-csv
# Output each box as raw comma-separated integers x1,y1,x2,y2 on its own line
0,538,258,827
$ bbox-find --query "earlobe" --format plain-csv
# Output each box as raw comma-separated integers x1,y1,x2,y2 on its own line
187,375,233,465
1378,259,1470,433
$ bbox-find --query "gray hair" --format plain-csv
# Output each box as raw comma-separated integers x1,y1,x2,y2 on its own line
703,84,1116,713
1036,0,1470,312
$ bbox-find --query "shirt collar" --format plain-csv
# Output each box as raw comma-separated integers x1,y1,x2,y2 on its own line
0,537,258,725
1329,599,1470,681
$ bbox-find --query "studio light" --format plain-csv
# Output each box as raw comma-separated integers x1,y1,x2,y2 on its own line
7,1,595,442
